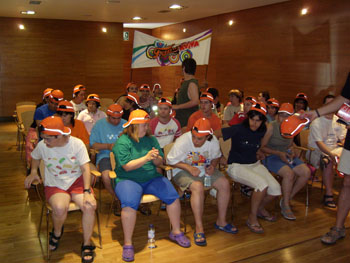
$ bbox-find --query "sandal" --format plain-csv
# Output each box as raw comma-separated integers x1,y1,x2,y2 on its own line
214,223,238,234
246,220,264,234
122,245,134,262
49,225,64,251
193,232,207,246
323,195,337,208
321,226,346,245
81,244,96,263
280,198,296,221
257,212,277,222
169,232,191,248
240,185,253,197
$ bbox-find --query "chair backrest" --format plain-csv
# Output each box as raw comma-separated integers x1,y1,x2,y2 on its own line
110,152,116,170
100,98,114,113
16,101,36,107
163,142,174,162
16,105,36,125
219,137,231,160
39,160,46,182
299,129,310,148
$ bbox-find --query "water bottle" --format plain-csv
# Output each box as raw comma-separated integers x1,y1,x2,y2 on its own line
148,224,156,248
204,174,211,188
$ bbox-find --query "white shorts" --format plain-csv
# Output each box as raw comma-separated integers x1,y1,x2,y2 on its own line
227,161,281,196
338,148,350,175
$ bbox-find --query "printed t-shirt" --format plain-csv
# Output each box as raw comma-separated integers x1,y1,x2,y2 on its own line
149,117,182,148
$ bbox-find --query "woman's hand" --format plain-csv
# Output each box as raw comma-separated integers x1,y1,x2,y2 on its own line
146,147,160,161
279,151,291,164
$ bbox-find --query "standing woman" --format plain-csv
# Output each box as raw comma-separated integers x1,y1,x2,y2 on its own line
112,109,190,262
221,103,281,233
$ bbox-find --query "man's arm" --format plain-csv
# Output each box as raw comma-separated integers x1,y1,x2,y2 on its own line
172,82,199,110
173,161,201,177
24,158,41,189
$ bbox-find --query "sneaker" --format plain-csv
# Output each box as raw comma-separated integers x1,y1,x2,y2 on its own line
321,227,346,245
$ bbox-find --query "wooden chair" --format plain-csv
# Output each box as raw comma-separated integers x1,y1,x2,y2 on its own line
99,98,114,113
16,101,36,107
35,161,102,261
105,152,161,227
15,104,36,155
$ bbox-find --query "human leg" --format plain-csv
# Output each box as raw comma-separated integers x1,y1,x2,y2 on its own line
212,175,230,227
290,163,311,200
335,175,350,228
189,181,205,234
98,158,115,196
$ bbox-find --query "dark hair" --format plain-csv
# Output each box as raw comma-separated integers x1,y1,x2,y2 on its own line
86,100,101,108
57,111,75,126
260,91,270,101
182,58,196,75
323,94,335,104
206,88,219,99
126,98,140,110
293,98,308,110
242,110,267,132
229,89,243,103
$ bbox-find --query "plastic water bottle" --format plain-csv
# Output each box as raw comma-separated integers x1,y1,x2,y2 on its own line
148,224,156,248
204,174,211,188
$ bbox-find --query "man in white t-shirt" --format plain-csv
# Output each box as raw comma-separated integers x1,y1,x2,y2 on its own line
167,118,237,247
149,97,181,148
308,95,346,208
24,116,97,263
70,84,87,118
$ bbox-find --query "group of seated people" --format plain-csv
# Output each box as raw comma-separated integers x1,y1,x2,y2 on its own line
23,72,349,262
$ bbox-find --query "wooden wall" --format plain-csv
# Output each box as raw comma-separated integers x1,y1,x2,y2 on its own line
145,0,350,108
0,17,124,116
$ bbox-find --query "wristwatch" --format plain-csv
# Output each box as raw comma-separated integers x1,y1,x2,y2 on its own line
83,188,91,194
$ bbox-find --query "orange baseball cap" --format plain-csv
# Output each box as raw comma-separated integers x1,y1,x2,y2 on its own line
43,88,53,100
192,118,213,137
295,93,308,102
126,82,137,92
200,92,214,103
245,96,257,104
153,83,161,92
73,84,86,97
49,90,64,103
280,114,310,138
139,84,151,91
107,104,124,118
127,92,140,106
250,102,267,116
158,97,172,108
123,109,150,128
40,116,71,136
57,100,74,113
278,103,294,115
86,94,100,103
267,98,280,108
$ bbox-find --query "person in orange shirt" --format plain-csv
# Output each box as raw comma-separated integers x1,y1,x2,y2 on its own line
56,100,90,147
187,92,222,131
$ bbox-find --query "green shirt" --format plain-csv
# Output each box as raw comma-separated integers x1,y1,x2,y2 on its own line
112,134,163,183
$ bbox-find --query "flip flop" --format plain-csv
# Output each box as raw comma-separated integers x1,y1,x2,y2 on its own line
246,220,264,234
257,213,277,222
122,245,134,262
214,223,238,234
169,232,191,248
193,232,207,246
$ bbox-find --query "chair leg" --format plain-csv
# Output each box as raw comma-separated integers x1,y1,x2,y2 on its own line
306,183,309,207
95,209,102,249
105,198,115,228
99,178,102,212
38,204,45,237
157,200,162,216
46,209,50,261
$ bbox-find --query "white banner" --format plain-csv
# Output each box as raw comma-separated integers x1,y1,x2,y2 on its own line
131,29,212,69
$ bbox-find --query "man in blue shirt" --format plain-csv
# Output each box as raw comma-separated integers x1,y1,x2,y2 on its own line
34,89,64,126
90,104,126,197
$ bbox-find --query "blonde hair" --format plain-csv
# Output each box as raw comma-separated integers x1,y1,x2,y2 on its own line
122,123,151,143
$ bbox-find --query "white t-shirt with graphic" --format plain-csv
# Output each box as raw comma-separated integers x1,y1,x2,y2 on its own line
31,136,90,190
167,131,221,177
149,117,182,148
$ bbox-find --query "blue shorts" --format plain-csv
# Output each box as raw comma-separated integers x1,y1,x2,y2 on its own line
114,176,179,210
262,154,304,174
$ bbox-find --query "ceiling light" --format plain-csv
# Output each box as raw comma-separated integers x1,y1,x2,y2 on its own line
228,20,234,26
183,28,186,33
169,4,184,10
132,16,143,21
20,10,36,15
102,27,107,33
19,24,25,30
301,8,308,15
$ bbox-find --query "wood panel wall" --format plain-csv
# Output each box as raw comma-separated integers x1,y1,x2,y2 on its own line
142,0,350,108
0,17,124,116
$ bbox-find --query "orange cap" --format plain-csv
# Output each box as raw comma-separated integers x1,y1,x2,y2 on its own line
244,96,257,104
278,103,294,115
139,84,151,91
192,118,213,137
107,104,123,118
126,82,137,92
43,88,53,100
57,100,74,113
250,102,267,116
280,114,310,138
126,92,140,106
86,94,100,103
40,116,71,136
153,83,161,92
49,90,64,103
267,98,280,108
158,97,172,108
123,109,150,128
200,92,214,103
295,93,308,102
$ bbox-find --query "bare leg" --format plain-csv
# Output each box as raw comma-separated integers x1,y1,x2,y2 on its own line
277,166,295,207
189,181,204,234
48,193,70,250
121,207,137,245
166,199,181,235
101,170,115,196
323,161,335,196
212,176,230,226
258,194,276,215
335,175,350,228
290,164,310,200
248,188,267,225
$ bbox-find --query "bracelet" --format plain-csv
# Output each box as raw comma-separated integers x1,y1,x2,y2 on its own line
315,109,321,117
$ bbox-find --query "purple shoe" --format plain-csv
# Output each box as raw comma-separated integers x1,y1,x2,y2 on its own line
122,245,134,262
169,232,191,248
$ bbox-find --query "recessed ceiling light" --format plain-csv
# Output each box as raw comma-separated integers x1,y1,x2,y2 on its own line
20,10,36,15
19,24,25,30
228,20,234,26
106,0,120,3
132,16,143,21
301,8,308,15
169,4,184,10
183,28,186,33
102,27,107,33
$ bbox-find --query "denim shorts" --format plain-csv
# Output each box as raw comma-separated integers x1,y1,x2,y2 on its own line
262,154,304,174
114,176,179,210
